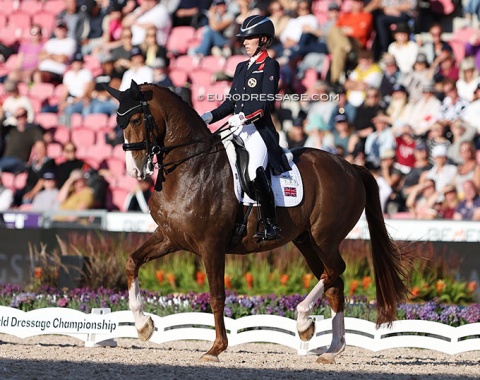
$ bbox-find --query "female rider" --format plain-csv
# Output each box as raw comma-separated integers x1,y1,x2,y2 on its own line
201,15,290,242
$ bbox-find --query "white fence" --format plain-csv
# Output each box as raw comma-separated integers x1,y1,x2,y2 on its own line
1,307,479,355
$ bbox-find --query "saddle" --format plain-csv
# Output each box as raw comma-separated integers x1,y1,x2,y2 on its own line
231,134,256,200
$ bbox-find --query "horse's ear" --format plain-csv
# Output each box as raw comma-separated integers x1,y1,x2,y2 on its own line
130,80,144,101
102,83,121,101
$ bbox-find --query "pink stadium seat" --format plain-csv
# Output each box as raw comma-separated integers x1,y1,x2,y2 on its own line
0,13,6,29
29,82,55,102
35,112,59,130
301,68,319,90
53,125,70,145
198,55,226,73
107,114,117,129
224,55,248,77
1,171,15,190
19,1,44,16
189,68,214,85
42,0,65,15
111,187,129,212
0,0,18,16
169,68,189,87
111,144,125,160
0,54,19,77
31,11,55,36
17,81,29,96
166,26,196,55
104,157,126,177
86,144,113,162
71,127,96,147
8,11,31,30
47,142,63,160
70,113,84,129
83,113,109,131
0,25,20,47
75,144,89,160
171,54,199,71
116,175,138,192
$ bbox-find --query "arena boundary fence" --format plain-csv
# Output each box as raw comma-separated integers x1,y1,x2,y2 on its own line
0,307,479,355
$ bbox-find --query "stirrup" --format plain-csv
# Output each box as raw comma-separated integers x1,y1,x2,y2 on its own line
254,221,281,242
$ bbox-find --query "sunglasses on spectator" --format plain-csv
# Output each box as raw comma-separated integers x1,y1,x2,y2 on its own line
15,113,28,119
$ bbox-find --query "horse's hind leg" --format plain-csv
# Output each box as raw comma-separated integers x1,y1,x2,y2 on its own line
126,230,176,341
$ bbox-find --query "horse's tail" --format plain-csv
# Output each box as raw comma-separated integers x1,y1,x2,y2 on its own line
356,165,408,327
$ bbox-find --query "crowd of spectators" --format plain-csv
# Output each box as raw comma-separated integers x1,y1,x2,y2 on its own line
0,0,479,220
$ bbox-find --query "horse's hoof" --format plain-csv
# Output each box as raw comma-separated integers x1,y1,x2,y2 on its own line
200,354,220,363
137,316,154,341
316,353,336,364
298,321,315,341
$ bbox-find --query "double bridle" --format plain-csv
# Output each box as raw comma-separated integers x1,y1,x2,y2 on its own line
122,97,231,175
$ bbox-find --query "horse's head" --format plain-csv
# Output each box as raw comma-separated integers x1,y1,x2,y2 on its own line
105,80,164,179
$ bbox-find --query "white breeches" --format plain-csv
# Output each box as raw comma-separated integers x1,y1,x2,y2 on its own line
235,123,268,181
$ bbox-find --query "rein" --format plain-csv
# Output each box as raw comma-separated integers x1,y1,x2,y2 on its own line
122,97,233,174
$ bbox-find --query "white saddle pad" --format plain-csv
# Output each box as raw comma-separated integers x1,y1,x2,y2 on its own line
222,135,303,207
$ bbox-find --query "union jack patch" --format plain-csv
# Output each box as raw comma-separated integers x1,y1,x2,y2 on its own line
284,187,297,197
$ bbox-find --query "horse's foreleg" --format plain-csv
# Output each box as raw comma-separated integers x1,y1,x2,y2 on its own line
317,277,346,364
296,278,325,341
200,250,227,362
126,230,176,341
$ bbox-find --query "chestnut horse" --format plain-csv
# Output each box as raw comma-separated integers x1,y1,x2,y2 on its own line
106,81,407,364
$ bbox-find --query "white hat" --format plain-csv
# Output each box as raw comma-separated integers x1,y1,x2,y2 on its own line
432,144,447,157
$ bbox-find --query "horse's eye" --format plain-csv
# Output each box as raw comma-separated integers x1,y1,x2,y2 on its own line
131,117,142,127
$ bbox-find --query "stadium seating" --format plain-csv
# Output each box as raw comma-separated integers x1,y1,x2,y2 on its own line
166,26,196,56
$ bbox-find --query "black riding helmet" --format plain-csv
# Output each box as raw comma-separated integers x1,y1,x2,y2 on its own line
237,15,275,41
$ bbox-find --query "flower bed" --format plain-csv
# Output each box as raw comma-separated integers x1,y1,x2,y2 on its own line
1,284,479,327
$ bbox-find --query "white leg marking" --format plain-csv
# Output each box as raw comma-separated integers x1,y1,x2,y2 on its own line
128,278,150,330
327,310,346,354
296,279,325,332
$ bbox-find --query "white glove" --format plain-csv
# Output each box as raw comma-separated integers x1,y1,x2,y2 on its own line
227,112,246,132
201,111,213,124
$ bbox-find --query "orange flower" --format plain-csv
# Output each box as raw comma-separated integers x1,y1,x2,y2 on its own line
467,281,477,293
167,273,176,287
34,267,42,279
268,273,274,282
224,275,232,289
280,274,289,286
303,273,313,289
155,270,164,284
411,286,420,297
436,279,446,294
196,271,206,286
349,280,359,295
362,276,372,290
244,272,253,289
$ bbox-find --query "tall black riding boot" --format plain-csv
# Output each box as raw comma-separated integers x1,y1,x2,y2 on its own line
253,167,281,242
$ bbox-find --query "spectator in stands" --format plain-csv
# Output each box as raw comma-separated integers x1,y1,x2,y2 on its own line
417,23,452,66
344,49,383,108
228,0,261,55
55,142,86,189
332,114,358,158
31,172,60,212
465,29,480,72
110,27,135,76
401,53,432,102
405,178,439,219
172,0,209,28
33,19,77,85
435,184,458,219
364,109,396,169
447,120,476,165
401,82,440,136
431,48,459,84
378,53,402,104
456,57,480,102
119,46,153,91
99,0,124,50
83,53,122,116
453,180,480,220
326,0,373,85
387,22,418,74
385,83,409,127
8,25,45,84
111,0,138,16
0,108,44,173
190,0,236,58
286,117,308,148
303,114,336,152
0,80,35,127
58,52,94,125
380,148,404,214
124,177,153,212
56,0,83,43
267,1,290,54
464,83,480,132
365,0,417,60
454,141,480,198
327,86,357,131
13,140,56,207
78,0,108,56
393,124,416,174
437,80,468,127
301,80,336,132
56,169,95,218
151,58,174,88
0,172,13,211
422,144,457,196
141,26,169,67
425,122,451,164
123,0,172,47
400,141,432,201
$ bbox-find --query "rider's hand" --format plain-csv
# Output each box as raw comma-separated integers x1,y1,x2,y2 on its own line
227,112,246,132
201,111,213,125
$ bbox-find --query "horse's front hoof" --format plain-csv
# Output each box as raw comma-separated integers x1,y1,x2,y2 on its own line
298,321,315,341
137,316,155,341
316,353,336,364
199,354,220,363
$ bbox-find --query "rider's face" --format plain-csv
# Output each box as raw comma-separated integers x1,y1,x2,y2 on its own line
243,36,260,57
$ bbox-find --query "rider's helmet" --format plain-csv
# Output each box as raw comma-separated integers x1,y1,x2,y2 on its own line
236,15,275,47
